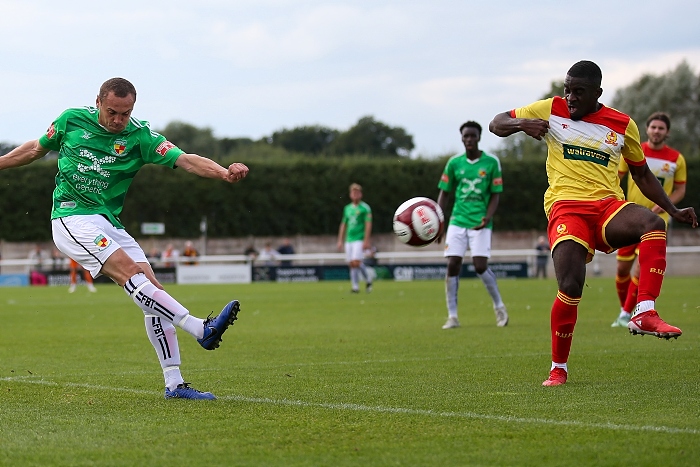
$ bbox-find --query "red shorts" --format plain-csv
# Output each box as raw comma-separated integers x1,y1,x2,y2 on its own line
547,198,631,262
616,243,639,261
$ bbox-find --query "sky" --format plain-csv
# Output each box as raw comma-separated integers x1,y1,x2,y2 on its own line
1,0,699,158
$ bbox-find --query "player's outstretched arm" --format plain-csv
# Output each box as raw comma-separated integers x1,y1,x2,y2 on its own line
0,140,50,170
226,162,249,183
489,112,549,140
175,153,249,183
630,163,697,228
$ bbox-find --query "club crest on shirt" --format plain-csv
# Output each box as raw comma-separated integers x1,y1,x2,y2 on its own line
604,131,618,147
93,235,110,249
112,138,129,156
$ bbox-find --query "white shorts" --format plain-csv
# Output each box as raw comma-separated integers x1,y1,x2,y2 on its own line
443,225,492,258
52,215,148,278
345,241,364,262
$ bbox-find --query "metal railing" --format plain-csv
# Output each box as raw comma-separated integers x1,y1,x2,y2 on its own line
5,246,700,269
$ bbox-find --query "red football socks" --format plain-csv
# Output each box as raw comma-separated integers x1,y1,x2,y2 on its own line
623,276,639,314
615,274,631,307
636,231,666,303
550,291,580,364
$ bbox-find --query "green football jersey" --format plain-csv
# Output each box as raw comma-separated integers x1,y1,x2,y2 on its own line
39,107,184,228
437,151,503,229
341,201,372,242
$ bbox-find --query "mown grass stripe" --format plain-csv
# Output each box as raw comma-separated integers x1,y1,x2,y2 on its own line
4,376,697,435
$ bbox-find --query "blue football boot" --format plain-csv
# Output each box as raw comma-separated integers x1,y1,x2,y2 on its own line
197,300,240,350
164,382,216,400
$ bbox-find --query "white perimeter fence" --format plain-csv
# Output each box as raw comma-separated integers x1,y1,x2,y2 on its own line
3,246,700,278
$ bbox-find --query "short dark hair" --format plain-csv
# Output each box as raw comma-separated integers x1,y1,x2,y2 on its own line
99,78,137,101
567,60,602,87
646,111,671,131
459,121,482,136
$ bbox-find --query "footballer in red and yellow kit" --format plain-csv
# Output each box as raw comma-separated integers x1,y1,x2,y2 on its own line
490,61,697,387
616,144,686,260
620,142,686,221
612,128,687,325
511,96,645,259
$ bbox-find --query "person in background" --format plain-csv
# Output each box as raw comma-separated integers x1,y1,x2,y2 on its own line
363,243,378,285
437,121,507,330
258,242,280,266
535,236,550,278
51,248,66,271
69,258,97,293
277,237,295,267
161,243,179,268
244,244,259,262
182,241,199,265
363,243,378,268
337,183,373,293
27,244,49,285
611,112,686,328
146,247,161,264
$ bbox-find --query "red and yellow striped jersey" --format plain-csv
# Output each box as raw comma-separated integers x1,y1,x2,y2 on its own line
511,97,645,216
619,142,686,222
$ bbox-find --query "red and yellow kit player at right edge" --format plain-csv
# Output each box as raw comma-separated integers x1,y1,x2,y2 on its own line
611,112,687,328
489,60,697,387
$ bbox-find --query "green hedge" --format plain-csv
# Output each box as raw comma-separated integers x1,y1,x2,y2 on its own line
1,156,697,241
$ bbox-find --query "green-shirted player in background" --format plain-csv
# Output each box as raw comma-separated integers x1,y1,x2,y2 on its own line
337,183,373,293
0,78,248,400
437,121,508,329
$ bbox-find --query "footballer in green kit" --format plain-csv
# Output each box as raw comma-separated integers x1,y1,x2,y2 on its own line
437,121,508,330
0,78,249,400
42,105,182,228
337,183,373,293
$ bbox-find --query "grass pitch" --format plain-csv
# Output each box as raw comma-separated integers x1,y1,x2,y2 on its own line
0,277,698,466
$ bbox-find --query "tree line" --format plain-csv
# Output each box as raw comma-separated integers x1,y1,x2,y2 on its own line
1,61,697,161
157,115,415,161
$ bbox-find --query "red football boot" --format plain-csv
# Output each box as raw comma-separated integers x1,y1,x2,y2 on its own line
542,367,567,387
628,310,682,339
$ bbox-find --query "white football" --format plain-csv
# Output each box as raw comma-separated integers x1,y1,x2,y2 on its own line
392,197,445,247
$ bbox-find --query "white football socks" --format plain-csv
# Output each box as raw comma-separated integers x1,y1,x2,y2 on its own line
124,273,204,338
633,300,654,316
144,315,184,390
358,263,370,283
446,276,459,318
350,267,360,290
477,268,505,308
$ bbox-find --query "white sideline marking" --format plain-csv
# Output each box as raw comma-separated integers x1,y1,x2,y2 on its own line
2,376,698,435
